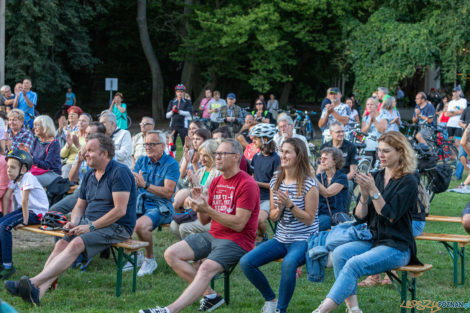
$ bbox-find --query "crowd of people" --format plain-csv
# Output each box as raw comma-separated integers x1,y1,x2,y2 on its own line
0,79,468,313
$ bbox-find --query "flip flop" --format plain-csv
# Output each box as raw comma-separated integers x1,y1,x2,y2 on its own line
358,275,381,287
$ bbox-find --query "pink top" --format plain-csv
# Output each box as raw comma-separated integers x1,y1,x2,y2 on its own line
200,97,213,119
0,155,10,190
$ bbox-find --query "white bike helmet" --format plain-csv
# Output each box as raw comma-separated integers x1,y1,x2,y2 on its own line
249,123,277,139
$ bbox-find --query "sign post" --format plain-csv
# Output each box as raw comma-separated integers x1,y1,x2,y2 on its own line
105,78,118,106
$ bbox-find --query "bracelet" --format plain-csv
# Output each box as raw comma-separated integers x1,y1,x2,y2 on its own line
288,204,295,210
359,198,368,205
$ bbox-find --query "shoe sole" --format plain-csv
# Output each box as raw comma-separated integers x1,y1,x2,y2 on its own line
18,276,35,305
137,264,158,277
207,299,225,312
1,268,16,280
4,281,19,297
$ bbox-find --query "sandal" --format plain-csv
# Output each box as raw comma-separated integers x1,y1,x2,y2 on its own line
358,275,381,287
382,273,393,285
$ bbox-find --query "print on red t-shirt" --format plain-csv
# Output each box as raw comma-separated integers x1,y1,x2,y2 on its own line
208,170,260,252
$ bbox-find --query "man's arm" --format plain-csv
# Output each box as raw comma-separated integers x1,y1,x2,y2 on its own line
347,165,357,180
91,191,130,229
70,198,88,225
203,206,252,232
2,188,13,216
23,92,36,108
143,178,176,200
330,111,349,125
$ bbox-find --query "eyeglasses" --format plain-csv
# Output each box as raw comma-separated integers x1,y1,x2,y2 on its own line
140,122,153,126
256,102,263,105
144,142,163,147
214,152,237,158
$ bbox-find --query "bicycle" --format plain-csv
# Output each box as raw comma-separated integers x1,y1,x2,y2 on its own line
292,110,317,141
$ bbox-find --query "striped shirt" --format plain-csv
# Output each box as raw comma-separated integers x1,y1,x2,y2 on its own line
271,175,319,243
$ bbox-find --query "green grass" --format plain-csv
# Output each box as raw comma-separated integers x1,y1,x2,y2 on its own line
2,161,470,312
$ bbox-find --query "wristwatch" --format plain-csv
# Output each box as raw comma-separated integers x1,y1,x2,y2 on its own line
89,222,96,232
144,182,150,190
371,192,381,200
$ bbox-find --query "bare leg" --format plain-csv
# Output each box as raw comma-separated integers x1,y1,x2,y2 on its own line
135,215,154,258
317,298,338,313
164,240,198,284
172,189,190,212
463,214,470,234
167,259,223,313
30,237,85,299
345,294,359,309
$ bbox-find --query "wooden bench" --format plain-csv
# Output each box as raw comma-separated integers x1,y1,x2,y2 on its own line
19,225,148,297
426,215,462,223
415,232,470,286
386,264,433,313
67,184,79,194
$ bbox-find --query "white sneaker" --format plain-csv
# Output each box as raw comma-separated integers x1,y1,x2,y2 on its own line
137,258,158,277
261,300,277,313
123,251,144,272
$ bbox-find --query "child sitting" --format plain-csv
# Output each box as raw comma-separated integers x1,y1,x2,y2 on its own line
0,150,48,279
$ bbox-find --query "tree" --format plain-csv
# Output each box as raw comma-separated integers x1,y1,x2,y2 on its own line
4,0,105,93
137,0,165,121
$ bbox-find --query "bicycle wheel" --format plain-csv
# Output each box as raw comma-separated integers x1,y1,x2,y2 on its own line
419,170,435,203
127,115,132,129
356,159,371,174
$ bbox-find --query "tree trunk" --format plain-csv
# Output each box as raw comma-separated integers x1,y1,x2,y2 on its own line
0,0,5,86
137,0,164,121
280,82,293,108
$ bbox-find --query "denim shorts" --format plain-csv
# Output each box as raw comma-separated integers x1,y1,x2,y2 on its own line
463,202,470,216
259,200,270,213
144,205,173,230
184,232,247,272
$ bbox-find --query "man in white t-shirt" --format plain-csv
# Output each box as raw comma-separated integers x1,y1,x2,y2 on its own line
273,114,311,157
446,87,467,146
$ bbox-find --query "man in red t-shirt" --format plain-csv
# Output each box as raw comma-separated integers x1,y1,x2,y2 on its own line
139,139,259,313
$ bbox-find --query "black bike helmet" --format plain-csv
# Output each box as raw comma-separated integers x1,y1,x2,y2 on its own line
40,211,69,231
5,149,33,182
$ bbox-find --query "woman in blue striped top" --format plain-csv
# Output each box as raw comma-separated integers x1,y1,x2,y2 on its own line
240,137,319,313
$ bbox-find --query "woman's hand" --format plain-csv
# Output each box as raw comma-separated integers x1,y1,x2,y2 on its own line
355,172,375,191
65,133,73,147
276,190,292,209
184,148,191,162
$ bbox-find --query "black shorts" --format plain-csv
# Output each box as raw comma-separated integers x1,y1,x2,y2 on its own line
462,202,470,217
447,127,463,138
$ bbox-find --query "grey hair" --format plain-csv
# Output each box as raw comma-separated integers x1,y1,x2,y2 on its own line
329,121,344,131
8,109,24,121
320,146,345,170
277,114,294,126
34,115,56,137
221,138,243,165
367,97,380,107
142,116,155,125
378,87,389,95
381,96,396,111
147,130,166,146
0,85,11,94
100,112,117,125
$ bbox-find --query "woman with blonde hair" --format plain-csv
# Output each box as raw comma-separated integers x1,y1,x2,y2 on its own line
380,96,401,132
170,139,221,239
312,131,420,313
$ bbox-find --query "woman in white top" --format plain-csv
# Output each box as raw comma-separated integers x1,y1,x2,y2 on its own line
381,96,401,132
240,137,319,313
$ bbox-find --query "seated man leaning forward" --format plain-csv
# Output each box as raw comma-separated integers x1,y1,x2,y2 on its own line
131,130,180,276
5,133,137,306
139,139,260,313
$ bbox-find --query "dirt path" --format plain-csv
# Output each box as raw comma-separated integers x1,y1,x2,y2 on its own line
12,230,56,250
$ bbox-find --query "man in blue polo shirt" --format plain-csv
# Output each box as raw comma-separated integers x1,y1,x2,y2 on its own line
15,78,37,129
6,133,137,306
132,130,180,276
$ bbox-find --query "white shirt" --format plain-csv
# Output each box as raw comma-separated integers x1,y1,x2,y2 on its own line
447,98,467,128
112,128,133,169
11,172,49,216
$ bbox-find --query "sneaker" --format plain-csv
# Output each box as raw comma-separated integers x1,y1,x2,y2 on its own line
261,300,277,313
311,301,325,313
347,308,363,313
0,266,16,279
5,280,19,297
139,306,168,313
123,252,144,272
137,258,158,277
18,276,40,306
198,295,225,312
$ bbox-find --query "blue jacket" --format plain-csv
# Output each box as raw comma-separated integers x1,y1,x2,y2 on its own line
306,222,372,282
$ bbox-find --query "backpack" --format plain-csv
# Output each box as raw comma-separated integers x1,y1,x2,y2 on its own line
46,176,71,207
431,163,452,193
417,179,430,215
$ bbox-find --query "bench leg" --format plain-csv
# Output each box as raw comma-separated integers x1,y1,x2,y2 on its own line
224,272,230,305
410,277,416,313
453,242,459,286
132,251,137,292
442,242,465,286
462,246,466,285
400,271,408,313
116,247,124,297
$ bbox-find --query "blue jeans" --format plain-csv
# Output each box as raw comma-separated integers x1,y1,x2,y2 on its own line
412,220,425,237
0,209,40,264
327,241,410,305
455,145,467,180
239,238,307,313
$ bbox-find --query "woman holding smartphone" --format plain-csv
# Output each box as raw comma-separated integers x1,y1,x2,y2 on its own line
312,131,421,313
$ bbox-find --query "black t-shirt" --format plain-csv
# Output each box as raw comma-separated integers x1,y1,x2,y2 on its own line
0,95,15,110
320,140,358,175
251,152,281,200
460,107,470,126
321,98,331,112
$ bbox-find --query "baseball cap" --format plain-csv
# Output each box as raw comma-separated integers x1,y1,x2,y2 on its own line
453,87,461,92
329,87,340,94
227,93,236,99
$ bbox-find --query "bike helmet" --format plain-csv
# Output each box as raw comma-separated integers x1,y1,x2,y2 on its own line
40,211,69,231
175,84,186,91
249,123,277,139
5,149,33,182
